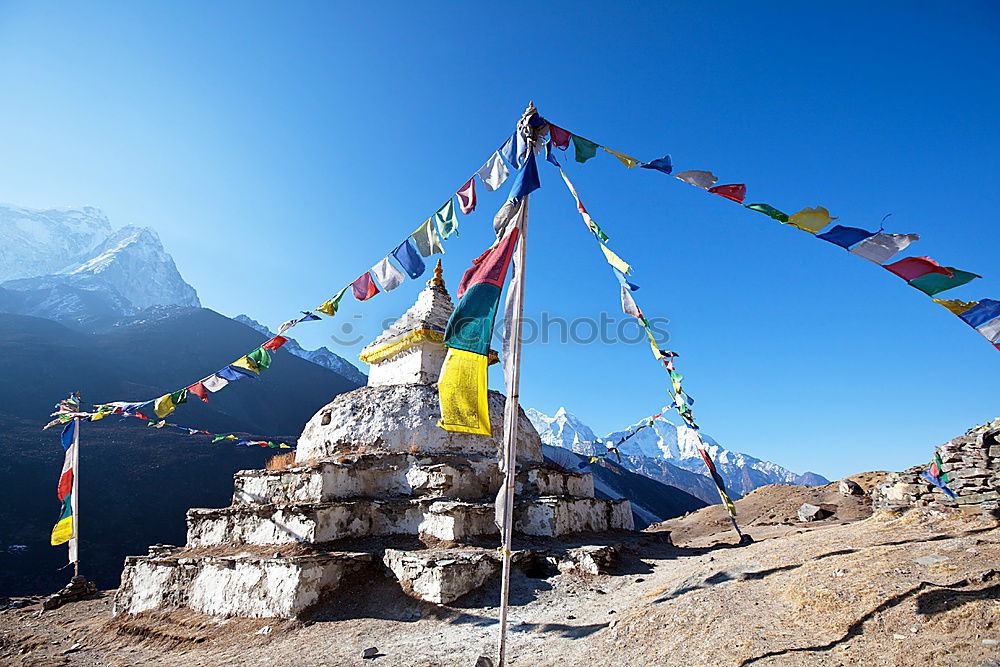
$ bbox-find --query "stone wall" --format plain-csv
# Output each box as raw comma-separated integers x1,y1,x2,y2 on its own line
873,418,999,516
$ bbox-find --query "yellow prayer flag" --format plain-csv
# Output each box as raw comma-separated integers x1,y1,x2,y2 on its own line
933,298,978,316
232,356,260,374
153,393,177,419
645,328,664,360
600,243,632,274
51,515,73,546
786,206,836,234
437,348,491,436
603,146,641,168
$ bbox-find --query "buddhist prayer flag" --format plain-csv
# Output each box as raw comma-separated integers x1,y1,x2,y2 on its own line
707,184,746,203
262,335,288,351
457,177,477,214
621,285,643,319
154,393,178,418
201,374,229,392
786,206,836,234
675,170,718,189
641,155,673,175
908,268,980,296
600,243,631,274
959,299,1000,328
277,318,298,335
572,134,599,163
976,316,1000,343
816,225,877,249
698,445,736,517
372,256,404,292
549,124,571,149
50,420,77,547
850,233,920,264
745,203,788,222
232,356,260,374
392,239,426,279
603,146,641,168
351,271,380,301
613,267,639,291
477,151,510,192
298,311,321,323
317,286,349,317
434,198,459,240
558,168,608,242
186,381,209,403
884,256,951,282
217,365,251,382
247,347,272,371
506,151,540,203
437,348,491,436
411,217,444,257
499,131,527,169
439,218,521,437
933,298,978,316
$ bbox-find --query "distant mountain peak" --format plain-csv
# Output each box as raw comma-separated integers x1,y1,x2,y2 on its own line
233,314,367,385
0,204,113,281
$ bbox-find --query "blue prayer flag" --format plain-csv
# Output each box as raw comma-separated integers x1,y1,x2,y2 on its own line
613,267,640,291
641,155,673,175
499,132,527,169
816,225,877,249
217,366,252,382
959,299,1000,328
545,141,560,167
298,311,321,323
60,420,76,451
506,151,540,204
391,239,426,279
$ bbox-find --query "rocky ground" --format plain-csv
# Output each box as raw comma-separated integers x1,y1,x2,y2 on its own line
3,475,999,667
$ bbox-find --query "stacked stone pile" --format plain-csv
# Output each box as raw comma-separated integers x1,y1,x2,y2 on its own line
873,418,1000,515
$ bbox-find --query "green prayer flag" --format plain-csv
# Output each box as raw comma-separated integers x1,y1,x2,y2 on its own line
589,219,609,243
572,135,599,163
434,198,459,240
745,203,789,222
247,347,272,371
170,389,188,405
908,269,981,296
212,435,225,443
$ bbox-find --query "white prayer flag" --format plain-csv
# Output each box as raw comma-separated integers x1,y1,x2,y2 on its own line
201,374,229,393
621,285,642,319
277,319,298,335
477,151,510,192
674,170,718,189
850,233,920,264
977,316,1000,343
372,256,404,292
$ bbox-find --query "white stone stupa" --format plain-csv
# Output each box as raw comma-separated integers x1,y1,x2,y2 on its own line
115,261,632,618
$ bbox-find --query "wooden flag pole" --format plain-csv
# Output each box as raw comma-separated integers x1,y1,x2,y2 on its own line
69,416,80,576
496,102,541,667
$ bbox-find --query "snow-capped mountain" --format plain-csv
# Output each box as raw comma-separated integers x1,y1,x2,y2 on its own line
528,407,828,501
526,407,598,455
0,207,200,329
0,204,112,281
233,314,367,386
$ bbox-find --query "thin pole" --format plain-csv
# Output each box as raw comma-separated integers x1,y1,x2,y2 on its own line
69,417,80,576
497,192,529,667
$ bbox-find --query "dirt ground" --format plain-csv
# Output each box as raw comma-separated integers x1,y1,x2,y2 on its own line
3,477,999,667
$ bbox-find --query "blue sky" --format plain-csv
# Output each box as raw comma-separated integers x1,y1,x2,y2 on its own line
0,2,997,479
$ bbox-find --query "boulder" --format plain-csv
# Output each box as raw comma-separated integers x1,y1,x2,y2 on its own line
839,479,864,496
797,503,832,522
383,548,499,604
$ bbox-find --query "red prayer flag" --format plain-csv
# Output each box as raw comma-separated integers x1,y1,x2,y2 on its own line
57,469,73,500
457,177,477,214
262,335,288,351
456,227,520,299
549,124,571,149
707,184,746,203
884,256,953,282
187,381,209,403
352,271,380,301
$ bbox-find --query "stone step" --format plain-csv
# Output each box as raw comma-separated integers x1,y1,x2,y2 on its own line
114,550,373,619
232,453,593,505
187,495,632,547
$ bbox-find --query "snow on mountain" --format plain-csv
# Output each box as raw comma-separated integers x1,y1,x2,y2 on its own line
526,407,599,455
528,407,829,501
0,204,112,281
63,225,200,310
233,314,367,386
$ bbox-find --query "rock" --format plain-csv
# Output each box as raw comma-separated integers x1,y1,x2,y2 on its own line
797,503,831,522
255,625,272,635
383,549,499,604
362,647,380,659
41,576,97,611
912,554,950,567
983,639,1000,647
839,479,864,496
555,545,622,575
475,657,495,667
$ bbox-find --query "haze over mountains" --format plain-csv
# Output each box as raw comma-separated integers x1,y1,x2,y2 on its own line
528,407,828,503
